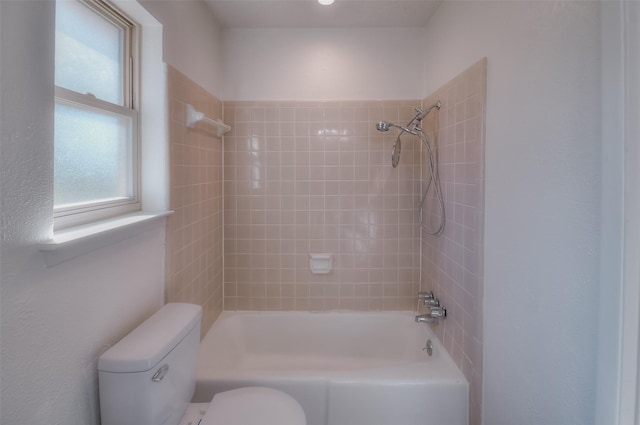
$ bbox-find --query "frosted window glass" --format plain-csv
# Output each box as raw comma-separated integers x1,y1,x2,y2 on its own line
55,0,124,105
54,102,133,207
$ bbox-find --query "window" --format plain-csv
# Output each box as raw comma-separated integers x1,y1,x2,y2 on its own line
54,0,138,229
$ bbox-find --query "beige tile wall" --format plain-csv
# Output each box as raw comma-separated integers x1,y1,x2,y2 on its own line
166,65,224,337
223,100,422,311
420,58,486,425
164,64,485,417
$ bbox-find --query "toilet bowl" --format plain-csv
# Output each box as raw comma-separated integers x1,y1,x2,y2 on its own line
182,387,305,425
98,303,306,425
178,387,305,425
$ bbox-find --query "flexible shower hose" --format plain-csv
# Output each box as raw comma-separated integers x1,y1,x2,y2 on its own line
417,131,445,236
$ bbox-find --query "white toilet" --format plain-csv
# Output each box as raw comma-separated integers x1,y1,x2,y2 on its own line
98,303,306,425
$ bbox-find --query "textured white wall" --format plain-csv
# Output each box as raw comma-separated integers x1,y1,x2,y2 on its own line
596,2,625,423
140,0,224,96
0,1,165,424
421,2,601,424
221,27,425,101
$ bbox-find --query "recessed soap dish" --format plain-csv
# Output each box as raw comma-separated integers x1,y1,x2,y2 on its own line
309,253,333,274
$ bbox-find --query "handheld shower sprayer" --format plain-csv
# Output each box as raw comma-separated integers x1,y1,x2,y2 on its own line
376,121,391,132
376,121,418,136
373,100,445,235
374,103,439,168
375,101,441,137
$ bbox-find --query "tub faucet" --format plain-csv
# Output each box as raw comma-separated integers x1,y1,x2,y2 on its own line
418,291,434,301
424,297,440,308
418,291,440,308
415,314,438,324
415,307,447,324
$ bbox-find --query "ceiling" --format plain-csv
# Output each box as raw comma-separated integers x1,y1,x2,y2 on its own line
203,0,442,28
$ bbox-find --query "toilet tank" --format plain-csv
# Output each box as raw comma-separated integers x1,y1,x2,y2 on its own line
98,303,202,425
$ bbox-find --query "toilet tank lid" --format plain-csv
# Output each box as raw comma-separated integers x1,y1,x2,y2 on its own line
98,303,202,373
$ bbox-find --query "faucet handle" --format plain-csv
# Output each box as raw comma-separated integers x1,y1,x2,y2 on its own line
424,297,440,308
418,291,434,301
429,306,447,319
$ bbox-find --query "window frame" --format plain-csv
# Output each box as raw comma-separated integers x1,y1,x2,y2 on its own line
53,0,140,230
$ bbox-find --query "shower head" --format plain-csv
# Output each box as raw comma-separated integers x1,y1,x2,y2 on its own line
376,101,442,136
376,121,391,132
376,121,417,135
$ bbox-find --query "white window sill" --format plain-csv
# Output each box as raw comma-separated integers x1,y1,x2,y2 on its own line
39,211,173,267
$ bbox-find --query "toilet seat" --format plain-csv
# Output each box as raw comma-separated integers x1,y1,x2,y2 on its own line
200,387,306,425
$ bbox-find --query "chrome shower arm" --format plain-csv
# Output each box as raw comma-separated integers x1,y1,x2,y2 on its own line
413,101,442,123
423,100,442,117
406,101,442,133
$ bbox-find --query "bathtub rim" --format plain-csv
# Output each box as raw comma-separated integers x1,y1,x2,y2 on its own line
197,310,468,384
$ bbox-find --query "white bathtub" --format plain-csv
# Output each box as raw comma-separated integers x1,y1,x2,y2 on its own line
194,311,468,425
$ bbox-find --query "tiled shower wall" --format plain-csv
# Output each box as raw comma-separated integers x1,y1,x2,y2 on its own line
223,101,422,311
165,66,224,336
420,59,486,425
163,63,485,418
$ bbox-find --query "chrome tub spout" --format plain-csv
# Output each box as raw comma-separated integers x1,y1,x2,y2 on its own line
415,307,447,325
415,314,438,324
